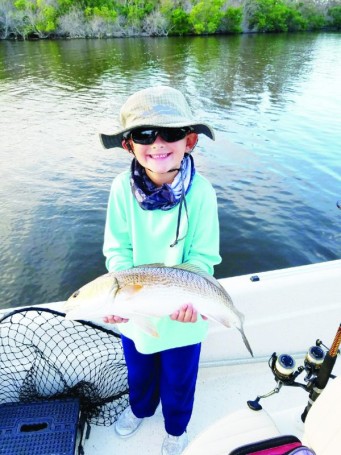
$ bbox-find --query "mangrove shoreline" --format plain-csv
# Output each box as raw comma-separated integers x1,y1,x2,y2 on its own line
0,0,340,41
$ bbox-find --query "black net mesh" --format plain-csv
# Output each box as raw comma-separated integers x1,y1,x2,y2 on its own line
0,307,129,426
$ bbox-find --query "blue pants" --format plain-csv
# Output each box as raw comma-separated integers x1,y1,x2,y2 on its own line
121,335,201,436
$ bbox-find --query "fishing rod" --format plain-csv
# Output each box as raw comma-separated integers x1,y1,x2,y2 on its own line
247,324,340,412
301,322,341,422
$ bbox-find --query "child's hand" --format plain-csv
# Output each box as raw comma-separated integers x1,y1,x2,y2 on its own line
103,315,129,324
170,304,208,323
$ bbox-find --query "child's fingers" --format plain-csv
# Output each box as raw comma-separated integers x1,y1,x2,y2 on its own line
103,315,129,324
171,304,198,323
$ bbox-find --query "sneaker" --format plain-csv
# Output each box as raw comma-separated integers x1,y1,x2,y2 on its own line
115,406,143,438
161,433,189,455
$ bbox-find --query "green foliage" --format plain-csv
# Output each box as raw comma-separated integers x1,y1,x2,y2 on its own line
245,0,327,32
68,0,116,8
14,0,33,11
84,5,118,21
247,0,293,32
120,0,157,23
220,6,243,33
165,8,191,36
37,5,58,33
12,0,58,37
2,0,339,39
189,0,224,35
328,6,341,29
306,12,325,30
295,2,326,30
56,0,74,15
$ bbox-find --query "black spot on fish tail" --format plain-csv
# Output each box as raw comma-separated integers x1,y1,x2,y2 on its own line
237,327,254,357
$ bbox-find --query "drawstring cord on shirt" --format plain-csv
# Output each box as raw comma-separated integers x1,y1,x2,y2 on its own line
170,166,189,247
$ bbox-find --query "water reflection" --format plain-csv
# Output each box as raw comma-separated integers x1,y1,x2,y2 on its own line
0,35,317,97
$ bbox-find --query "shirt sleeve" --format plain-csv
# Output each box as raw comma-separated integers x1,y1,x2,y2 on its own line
103,175,134,272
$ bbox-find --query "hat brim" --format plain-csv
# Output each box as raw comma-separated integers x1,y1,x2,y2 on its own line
100,123,215,149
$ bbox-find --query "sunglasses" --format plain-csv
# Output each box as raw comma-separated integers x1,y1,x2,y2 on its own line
125,127,192,145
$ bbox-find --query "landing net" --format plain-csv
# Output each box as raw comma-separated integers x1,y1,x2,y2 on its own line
0,307,129,426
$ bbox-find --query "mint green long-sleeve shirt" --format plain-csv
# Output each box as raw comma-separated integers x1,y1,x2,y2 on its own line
103,169,221,353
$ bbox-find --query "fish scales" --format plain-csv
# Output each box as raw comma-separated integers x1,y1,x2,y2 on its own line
114,266,227,303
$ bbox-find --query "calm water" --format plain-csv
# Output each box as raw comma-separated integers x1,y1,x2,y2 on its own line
0,34,340,309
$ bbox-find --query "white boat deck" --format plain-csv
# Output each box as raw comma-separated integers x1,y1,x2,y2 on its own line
85,357,341,455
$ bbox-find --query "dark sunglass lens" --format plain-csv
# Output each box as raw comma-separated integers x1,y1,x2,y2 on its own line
131,128,189,144
159,128,188,142
131,129,157,144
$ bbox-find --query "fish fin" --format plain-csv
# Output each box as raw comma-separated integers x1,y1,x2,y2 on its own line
204,314,232,328
117,284,144,299
132,316,160,338
236,327,254,357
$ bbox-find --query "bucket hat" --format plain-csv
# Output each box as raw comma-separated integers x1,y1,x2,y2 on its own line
100,85,215,149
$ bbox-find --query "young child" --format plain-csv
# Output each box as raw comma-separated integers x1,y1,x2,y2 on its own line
100,85,221,455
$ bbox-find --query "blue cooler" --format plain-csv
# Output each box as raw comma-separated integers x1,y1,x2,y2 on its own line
0,398,81,455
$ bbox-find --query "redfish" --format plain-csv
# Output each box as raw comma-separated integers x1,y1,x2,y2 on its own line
63,263,253,356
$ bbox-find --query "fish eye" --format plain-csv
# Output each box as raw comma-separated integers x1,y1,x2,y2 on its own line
72,290,80,298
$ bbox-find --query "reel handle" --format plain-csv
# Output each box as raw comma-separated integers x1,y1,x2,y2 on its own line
247,397,262,411
247,383,283,411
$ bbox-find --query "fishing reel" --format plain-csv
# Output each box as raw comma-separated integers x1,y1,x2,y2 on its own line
247,340,330,411
271,343,326,385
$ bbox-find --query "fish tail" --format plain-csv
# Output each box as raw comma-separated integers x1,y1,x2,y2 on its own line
237,327,254,357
